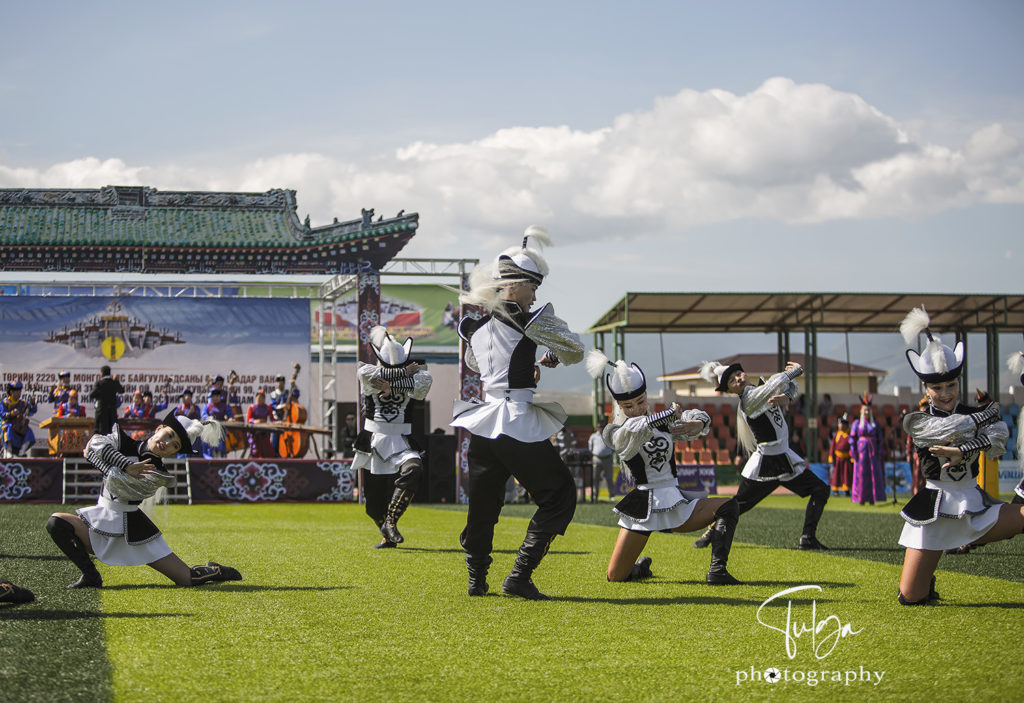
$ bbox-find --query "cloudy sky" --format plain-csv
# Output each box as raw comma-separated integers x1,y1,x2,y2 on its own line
2,1,1022,392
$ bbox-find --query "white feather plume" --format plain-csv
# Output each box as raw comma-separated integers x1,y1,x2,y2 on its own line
585,349,612,379
1008,351,1024,377
900,307,932,344
369,325,390,349
199,418,224,446
523,224,551,248
699,360,722,385
613,361,634,392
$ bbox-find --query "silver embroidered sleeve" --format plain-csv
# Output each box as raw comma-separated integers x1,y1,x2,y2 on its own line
411,370,433,401
84,431,132,476
606,416,653,461
670,409,712,440
741,368,802,419
902,411,991,448
524,305,585,366
356,362,381,396
978,418,1009,457
106,466,176,502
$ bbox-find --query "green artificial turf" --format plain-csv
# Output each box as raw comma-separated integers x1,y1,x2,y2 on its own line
2,499,1022,702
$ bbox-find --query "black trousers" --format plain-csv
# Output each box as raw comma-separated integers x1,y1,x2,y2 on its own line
460,433,576,558
361,463,421,525
734,469,830,535
94,408,117,436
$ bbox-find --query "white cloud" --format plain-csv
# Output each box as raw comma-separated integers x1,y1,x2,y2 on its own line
2,78,1022,249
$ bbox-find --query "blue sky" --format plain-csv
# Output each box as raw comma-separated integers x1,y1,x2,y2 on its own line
2,1,1023,392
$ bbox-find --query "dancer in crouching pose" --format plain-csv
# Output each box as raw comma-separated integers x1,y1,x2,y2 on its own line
353,326,432,548
694,359,831,551
452,226,585,600
587,351,742,585
44,411,242,588
896,307,1021,604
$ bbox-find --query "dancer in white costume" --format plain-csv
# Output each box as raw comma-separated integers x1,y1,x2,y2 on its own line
1009,345,1024,506
353,325,432,547
45,411,242,588
587,351,742,585
896,307,1022,605
693,359,831,551
452,226,585,600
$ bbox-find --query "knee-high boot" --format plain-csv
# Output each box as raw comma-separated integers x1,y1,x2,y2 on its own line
502,531,556,600
381,487,414,544
46,516,102,589
466,553,492,596
798,483,830,550
706,500,742,585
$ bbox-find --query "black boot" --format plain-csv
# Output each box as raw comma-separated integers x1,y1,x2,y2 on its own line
371,519,396,549
626,556,653,581
799,483,830,550
692,525,713,549
502,531,555,600
706,500,742,585
380,488,413,544
189,562,243,585
0,579,35,604
46,515,102,589
466,554,492,596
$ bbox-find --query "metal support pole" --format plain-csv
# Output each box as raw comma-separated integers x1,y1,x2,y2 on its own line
986,326,999,401
804,326,819,462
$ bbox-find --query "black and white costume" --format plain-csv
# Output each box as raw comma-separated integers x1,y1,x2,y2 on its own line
900,403,1007,550
1009,349,1024,505
589,350,741,584
700,360,830,549
353,326,432,546
605,409,712,532
77,424,177,566
736,365,806,482
897,307,1010,551
45,410,241,588
452,226,585,599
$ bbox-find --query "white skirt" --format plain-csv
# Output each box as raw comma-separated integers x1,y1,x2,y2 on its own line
77,497,173,567
615,485,702,532
351,432,421,475
898,480,1002,551
452,393,567,443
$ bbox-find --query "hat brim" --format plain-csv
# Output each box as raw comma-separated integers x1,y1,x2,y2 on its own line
161,410,198,455
715,363,744,393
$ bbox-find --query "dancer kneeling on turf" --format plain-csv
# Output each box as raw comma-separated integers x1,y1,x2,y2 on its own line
587,351,742,585
353,325,432,548
45,411,242,588
896,308,1022,605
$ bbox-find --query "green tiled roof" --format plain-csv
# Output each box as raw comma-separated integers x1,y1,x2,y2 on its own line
0,186,416,250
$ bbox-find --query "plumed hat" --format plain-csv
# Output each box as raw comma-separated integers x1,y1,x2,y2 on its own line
161,410,223,456
900,307,964,384
585,349,646,401
369,325,413,368
1008,343,1024,386
700,360,743,393
860,392,873,406
494,225,550,286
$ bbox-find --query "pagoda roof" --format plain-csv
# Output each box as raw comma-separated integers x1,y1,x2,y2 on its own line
0,185,418,272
